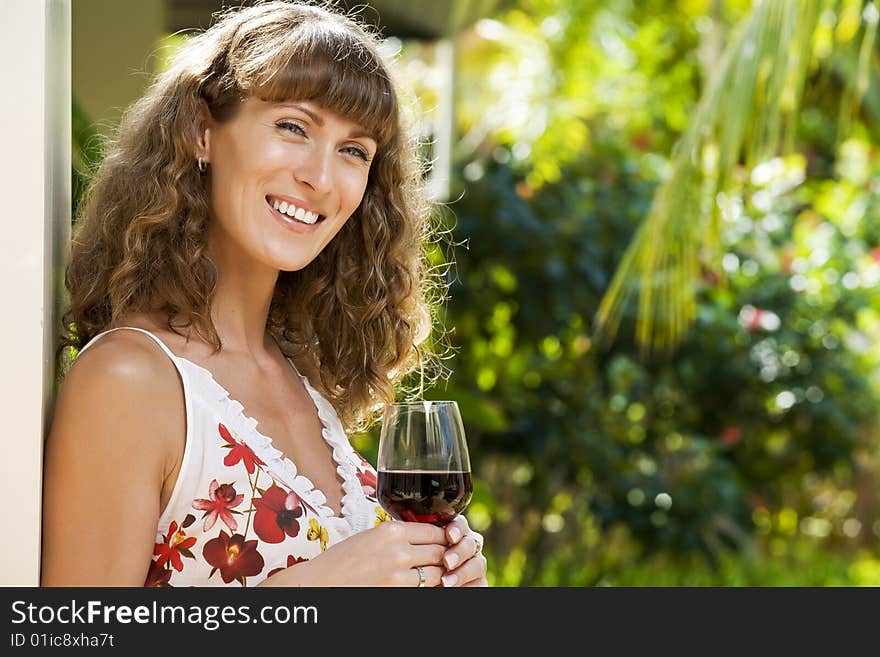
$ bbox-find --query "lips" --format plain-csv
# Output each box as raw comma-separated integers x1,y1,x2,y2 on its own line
265,195,326,225
266,197,325,234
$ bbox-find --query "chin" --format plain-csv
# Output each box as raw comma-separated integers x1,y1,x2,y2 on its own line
278,262,313,273
275,253,321,273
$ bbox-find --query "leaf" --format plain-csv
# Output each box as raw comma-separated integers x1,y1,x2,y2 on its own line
595,0,828,354
182,514,196,528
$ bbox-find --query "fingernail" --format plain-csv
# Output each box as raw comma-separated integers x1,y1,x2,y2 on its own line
445,553,459,569
442,573,458,587
449,527,461,542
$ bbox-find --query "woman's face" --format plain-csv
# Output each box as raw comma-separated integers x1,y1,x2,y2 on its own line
200,97,377,273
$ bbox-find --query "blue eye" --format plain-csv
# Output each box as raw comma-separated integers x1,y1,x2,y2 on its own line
277,120,371,162
344,146,371,162
277,120,306,136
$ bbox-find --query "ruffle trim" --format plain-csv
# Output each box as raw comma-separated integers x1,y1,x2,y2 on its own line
295,369,378,534
176,357,375,535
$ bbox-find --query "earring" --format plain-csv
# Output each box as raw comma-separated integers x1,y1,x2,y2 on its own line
197,157,207,174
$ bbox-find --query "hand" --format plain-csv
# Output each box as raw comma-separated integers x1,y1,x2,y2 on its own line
440,516,488,587
260,520,448,587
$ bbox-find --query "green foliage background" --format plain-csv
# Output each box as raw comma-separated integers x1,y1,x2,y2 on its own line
392,0,880,585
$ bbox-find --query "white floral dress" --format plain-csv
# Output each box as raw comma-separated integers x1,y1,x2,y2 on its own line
78,327,389,587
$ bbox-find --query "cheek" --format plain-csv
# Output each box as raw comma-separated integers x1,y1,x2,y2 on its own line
209,142,282,214
340,170,370,214
211,133,281,189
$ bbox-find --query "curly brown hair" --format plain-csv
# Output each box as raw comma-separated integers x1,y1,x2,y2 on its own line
60,0,446,431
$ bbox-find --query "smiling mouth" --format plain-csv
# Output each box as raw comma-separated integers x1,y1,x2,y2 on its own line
265,195,327,225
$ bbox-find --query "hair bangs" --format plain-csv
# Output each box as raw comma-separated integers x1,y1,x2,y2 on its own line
238,20,398,147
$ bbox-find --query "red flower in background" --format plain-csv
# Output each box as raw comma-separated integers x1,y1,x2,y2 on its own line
219,423,264,474
192,479,244,532
515,181,535,200
871,247,880,263
267,554,309,579
747,308,766,332
203,531,264,584
630,130,655,152
144,560,173,587
738,305,779,333
153,521,196,572
721,426,742,445
253,484,304,543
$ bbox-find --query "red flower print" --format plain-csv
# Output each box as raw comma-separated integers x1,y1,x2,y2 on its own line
219,423,265,474
203,531,265,585
358,468,377,497
253,484,304,543
192,479,244,532
153,521,196,572
355,453,377,497
267,554,309,579
144,560,172,587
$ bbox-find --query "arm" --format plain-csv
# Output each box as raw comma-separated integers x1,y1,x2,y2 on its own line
41,333,186,586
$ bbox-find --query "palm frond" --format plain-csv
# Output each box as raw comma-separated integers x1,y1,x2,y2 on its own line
594,0,836,354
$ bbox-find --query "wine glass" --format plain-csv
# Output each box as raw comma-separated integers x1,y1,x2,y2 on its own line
377,401,473,527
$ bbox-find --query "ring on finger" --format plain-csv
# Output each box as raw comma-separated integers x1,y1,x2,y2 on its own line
471,534,483,556
415,565,426,588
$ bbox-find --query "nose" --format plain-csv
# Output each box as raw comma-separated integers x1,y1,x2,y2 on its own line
293,142,333,195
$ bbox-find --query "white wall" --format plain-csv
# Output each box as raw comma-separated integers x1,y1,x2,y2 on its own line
0,0,71,586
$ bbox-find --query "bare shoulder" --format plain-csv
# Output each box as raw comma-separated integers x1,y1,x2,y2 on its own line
50,328,186,456
43,328,186,585
65,329,182,408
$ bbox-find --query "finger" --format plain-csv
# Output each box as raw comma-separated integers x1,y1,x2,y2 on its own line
462,577,489,587
445,516,470,544
441,554,487,588
409,543,446,568
442,533,481,570
425,565,445,587
398,521,448,545
406,565,444,588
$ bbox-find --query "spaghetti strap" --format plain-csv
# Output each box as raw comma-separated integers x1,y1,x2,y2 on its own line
77,326,181,363
76,326,197,541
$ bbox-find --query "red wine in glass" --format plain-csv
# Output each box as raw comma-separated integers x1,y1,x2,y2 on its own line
377,470,473,527
377,401,472,527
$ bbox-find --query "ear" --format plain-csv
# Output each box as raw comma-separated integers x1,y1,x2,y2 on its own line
194,99,213,163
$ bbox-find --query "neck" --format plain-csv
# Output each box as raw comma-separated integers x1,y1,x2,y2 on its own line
205,226,280,361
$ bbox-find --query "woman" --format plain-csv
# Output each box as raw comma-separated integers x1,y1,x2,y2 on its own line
42,0,487,588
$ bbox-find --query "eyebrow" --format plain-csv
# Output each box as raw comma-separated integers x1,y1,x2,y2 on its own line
282,103,376,142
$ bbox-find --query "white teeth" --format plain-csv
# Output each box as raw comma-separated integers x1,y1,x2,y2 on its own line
270,196,321,224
